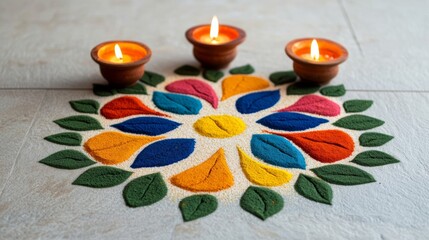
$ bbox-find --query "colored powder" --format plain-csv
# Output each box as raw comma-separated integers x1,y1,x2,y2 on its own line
193,115,246,138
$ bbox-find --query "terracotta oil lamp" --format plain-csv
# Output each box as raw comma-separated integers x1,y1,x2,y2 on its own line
91,40,151,87
285,38,348,84
186,16,246,69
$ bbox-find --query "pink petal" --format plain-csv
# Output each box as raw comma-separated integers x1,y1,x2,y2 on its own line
165,79,218,109
278,94,340,116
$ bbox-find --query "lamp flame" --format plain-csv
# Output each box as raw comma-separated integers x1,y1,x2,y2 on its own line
114,44,123,60
210,15,219,40
310,39,320,61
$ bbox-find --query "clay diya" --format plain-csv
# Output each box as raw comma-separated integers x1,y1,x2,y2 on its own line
91,41,151,87
186,16,246,69
285,38,348,84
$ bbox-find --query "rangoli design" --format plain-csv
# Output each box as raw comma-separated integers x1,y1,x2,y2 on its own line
40,64,399,221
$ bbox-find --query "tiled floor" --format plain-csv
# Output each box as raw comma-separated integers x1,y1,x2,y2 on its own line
0,0,428,239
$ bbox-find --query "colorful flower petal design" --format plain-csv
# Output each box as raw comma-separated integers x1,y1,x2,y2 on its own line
221,75,270,100
170,148,234,192
165,79,219,109
152,91,202,115
131,138,195,168
267,130,354,163
277,94,341,117
84,131,164,165
112,117,181,136
101,96,168,119
238,146,293,186
236,90,280,114
257,112,328,131
251,134,306,169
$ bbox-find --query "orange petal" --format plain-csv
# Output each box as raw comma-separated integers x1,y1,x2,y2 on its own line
101,96,168,119
170,148,234,192
221,75,270,101
84,131,164,165
268,130,354,163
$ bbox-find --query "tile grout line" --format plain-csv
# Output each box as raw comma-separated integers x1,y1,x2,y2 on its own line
0,90,48,200
338,0,364,56
0,88,429,93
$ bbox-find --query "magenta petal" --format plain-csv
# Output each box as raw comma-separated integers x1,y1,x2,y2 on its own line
165,79,219,109
278,94,340,117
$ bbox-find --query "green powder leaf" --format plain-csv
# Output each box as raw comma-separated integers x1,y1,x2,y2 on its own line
123,173,167,208
352,150,399,167
69,99,99,114
179,194,218,222
39,150,95,169
93,84,117,96
73,166,132,188
343,100,373,113
44,132,82,146
294,174,332,205
240,186,284,220
320,84,346,97
174,65,201,76
311,164,376,185
333,114,384,130
359,132,394,147
269,71,297,85
116,83,147,95
140,71,165,87
294,174,333,205
203,69,224,82
229,64,255,75
54,115,103,131
287,82,320,95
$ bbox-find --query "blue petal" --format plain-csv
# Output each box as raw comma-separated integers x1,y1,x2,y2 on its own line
236,90,280,114
111,117,181,136
131,138,195,168
256,112,328,131
251,134,305,169
152,91,202,115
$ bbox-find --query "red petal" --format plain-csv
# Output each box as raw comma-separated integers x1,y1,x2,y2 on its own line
166,79,219,109
101,96,168,119
277,94,340,117
268,130,354,163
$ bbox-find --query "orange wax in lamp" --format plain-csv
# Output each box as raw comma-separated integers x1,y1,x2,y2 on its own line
186,16,246,69
91,41,152,87
285,38,348,84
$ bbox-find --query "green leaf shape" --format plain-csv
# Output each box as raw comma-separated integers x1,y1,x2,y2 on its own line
93,84,117,96
359,132,394,147
287,82,320,95
54,115,103,131
92,83,147,96
179,194,218,222
352,150,399,167
44,132,82,146
343,100,373,113
116,83,147,95
123,173,167,208
294,174,332,205
320,84,346,97
311,164,376,185
69,99,99,114
229,64,255,75
73,166,132,188
269,71,297,85
333,114,384,130
240,186,284,220
39,150,95,169
174,65,201,76
203,69,224,82
140,71,165,87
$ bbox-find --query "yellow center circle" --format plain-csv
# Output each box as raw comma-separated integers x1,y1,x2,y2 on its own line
193,115,247,138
